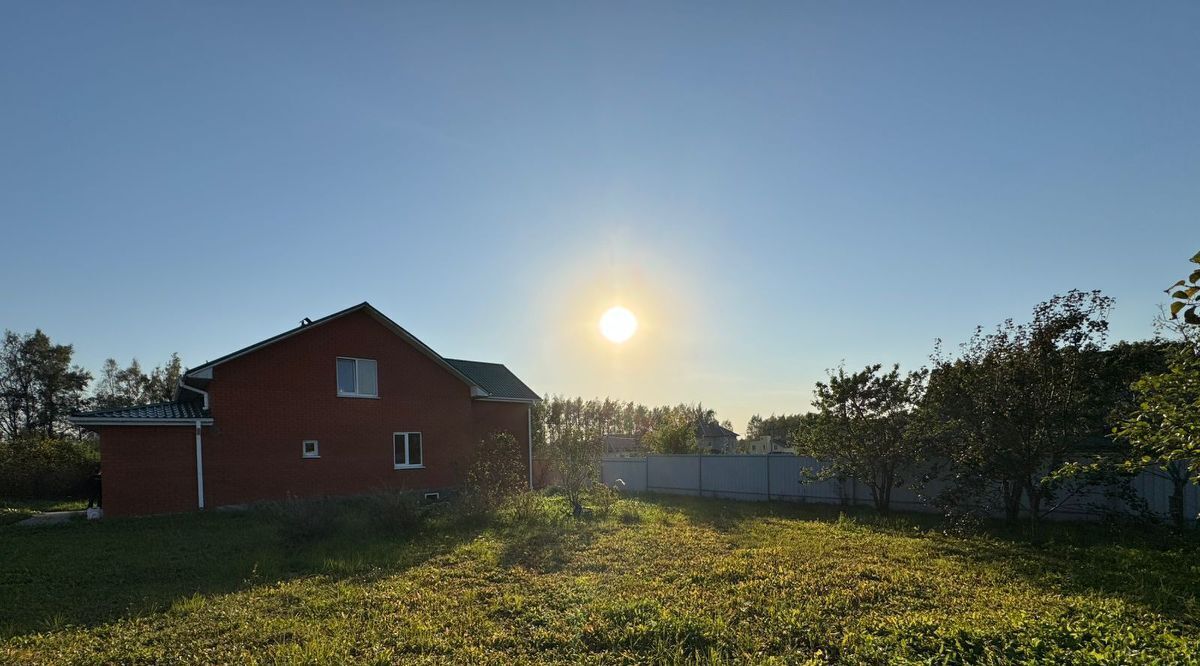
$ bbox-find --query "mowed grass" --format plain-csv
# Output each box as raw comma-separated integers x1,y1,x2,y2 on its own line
0,498,86,526
1,493,1198,665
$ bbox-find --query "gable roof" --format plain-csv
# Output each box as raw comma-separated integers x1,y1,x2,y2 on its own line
698,422,739,438
71,401,213,426
444,359,540,402
178,302,538,402
183,302,481,391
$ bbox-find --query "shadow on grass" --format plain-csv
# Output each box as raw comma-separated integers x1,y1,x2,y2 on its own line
637,492,1200,627
492,495,605,573
0,500,484,639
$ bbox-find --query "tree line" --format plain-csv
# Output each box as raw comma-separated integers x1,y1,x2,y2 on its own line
746,252,1200,528
0,334,183,498
0,329,183,441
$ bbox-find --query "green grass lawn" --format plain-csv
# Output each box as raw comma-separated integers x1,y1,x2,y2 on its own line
1,493,1197,665
0,498,87,526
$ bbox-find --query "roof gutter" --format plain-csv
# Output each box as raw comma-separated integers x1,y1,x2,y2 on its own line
70,417,214,426
178,380,210,410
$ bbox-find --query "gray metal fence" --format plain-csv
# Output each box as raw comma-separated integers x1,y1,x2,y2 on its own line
601,454,1200,523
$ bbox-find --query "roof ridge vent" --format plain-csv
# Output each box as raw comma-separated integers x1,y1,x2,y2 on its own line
300,317,313,326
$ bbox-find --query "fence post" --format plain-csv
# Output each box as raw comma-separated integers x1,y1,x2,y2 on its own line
697,454,703,497
766,455,772,501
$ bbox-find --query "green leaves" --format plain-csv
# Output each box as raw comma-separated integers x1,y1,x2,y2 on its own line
1166,250,1200,327
1116,349,1200,486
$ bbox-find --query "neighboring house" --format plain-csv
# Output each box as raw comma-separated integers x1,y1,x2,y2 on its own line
739,435,796,455
603,434,644,457
70,302,539,517
697,422,739,454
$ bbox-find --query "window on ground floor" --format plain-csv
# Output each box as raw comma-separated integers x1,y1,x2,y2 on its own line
393,432,422,468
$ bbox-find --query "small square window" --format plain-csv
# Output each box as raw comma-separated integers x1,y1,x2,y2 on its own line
302,440,319,458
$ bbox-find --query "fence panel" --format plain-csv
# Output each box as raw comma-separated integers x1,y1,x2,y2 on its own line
646,455,701,495
600,454,1199,524
601,457,647,492
699,455,770,500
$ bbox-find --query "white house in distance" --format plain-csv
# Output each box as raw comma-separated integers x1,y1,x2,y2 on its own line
739,435,796,455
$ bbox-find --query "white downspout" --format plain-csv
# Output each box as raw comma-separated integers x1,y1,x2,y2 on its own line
527,404,534,491
194,420,205,510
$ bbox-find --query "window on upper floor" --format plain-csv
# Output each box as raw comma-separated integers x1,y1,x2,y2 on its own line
302,440,319,458
394,432,423,469
336,357,378,397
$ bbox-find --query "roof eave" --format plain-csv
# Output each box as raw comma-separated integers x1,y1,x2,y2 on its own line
70,417,214,426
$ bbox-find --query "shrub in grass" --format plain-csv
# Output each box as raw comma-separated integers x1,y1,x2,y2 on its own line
617,505,642,524
461,431,528,514
268,496,343,544
0,435,98,499
589,482,619,517
497,491,564,529
362,490,425,536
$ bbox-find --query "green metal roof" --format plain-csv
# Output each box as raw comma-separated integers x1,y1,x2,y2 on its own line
71,401,212,423
444,359,540,402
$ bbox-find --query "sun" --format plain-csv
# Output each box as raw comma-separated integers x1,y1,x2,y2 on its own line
599,306,638,343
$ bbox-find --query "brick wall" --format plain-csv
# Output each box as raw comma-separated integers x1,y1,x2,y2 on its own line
97,310,531,516
99,425,198,516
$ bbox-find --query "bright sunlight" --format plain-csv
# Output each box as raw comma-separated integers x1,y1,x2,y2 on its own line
599,306,638,343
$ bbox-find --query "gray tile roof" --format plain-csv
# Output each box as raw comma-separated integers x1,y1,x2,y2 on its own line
698,422,739,438
72,401,212,421
444,359,540,402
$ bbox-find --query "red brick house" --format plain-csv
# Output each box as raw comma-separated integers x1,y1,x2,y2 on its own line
69,303,539,517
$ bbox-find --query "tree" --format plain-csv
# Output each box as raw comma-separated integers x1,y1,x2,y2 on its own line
1167,250,1200,329
1110,253,1200,527
746,412,816,449
532,396,730,460
93,353,183,409
543,397,604,513
642,410,697,454
923,290,1114,525
146,353,183,403
1114,350,1200,526
794,364,927,513
0,330,92,439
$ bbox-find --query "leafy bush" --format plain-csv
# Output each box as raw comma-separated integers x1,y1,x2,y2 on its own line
462,431,528,514
0,435,98,499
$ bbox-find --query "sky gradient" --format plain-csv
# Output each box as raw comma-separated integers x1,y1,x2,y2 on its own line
2,2,1198,432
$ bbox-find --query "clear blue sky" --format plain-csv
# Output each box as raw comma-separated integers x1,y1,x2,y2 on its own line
2,2,1197,431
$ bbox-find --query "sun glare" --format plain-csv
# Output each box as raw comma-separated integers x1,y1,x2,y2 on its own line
599,306,638,343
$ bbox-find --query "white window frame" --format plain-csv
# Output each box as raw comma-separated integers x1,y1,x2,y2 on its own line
336,357,378,398
393,431,424,469
302,440,320,459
